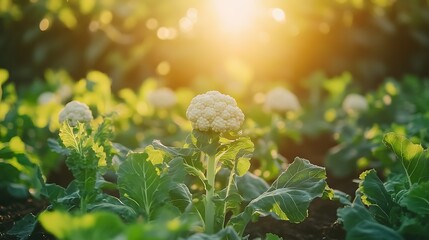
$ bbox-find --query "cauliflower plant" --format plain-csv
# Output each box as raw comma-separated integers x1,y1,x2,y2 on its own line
59,100,93,126
38,92,56,105
342,93,368,114
264,87,301,112
186,91,244,133
147,87,177,109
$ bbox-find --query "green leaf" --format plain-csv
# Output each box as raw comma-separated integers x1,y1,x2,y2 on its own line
169,183,193,213
0,162,20,182
117,152,170,219
338,196,403,240
400,181,429,215
7,214,37,240
230,158,327,234
191,130,220,156
39,211,125,240
88,195,137,221
359,170,395,225
218,137,254,177
265,233,283,240
383,133,429,185
236,172,269,202
152,140,197,157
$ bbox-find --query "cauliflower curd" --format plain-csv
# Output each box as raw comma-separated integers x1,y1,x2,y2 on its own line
147,87,177,109
59,100,93,126
342,93,368,114
186,91,244,133
264,87,301,113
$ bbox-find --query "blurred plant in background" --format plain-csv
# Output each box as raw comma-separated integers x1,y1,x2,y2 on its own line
2,0,429,92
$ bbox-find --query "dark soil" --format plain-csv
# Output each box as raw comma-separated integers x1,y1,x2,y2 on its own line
244,198,345,240
0,199,53,240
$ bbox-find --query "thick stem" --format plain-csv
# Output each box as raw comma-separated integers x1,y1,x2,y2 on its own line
205,153,216,234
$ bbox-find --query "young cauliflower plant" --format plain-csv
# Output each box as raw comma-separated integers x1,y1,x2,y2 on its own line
50,100,116,213
184,90,332,236
186,90,245,233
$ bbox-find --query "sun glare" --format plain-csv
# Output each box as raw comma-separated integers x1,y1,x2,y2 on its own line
211,0,259,33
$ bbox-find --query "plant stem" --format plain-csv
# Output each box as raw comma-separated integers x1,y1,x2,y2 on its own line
222,168,235,227
205,153,216,234
80,197,87,214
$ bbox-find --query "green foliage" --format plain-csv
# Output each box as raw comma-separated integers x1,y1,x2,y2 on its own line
6,214,38,240
117,152,171,220
338,133,429,239
52,117,115,212
383,132,429,185
39,211,125,240
230,158,329,235
0,138,44,201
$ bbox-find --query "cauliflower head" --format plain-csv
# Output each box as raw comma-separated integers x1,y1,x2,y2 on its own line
264,87,301,112
147,87,177,109
59,100,93,126
186,91,244,133
38,92,56,105
342,93,368,114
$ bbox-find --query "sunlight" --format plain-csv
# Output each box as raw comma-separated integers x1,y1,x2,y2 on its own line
211,0,259,33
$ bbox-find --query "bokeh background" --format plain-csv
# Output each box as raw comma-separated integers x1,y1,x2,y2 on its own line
1,0,429,92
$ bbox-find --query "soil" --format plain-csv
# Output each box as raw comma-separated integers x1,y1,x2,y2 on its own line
0,199,53,240
244,198,345,240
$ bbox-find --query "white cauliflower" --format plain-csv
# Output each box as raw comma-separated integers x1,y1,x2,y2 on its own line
342,93,368,114
38,92,56,105
147,87,177,109
186,91,244,133
264,87,301,112
59,101,93,126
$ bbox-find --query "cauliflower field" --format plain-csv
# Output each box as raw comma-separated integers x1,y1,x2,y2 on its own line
2,1,429,240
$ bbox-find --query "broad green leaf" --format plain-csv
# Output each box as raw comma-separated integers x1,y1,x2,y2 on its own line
117,152,170,219
236,172,269,202
383,133,429,185
230,158,327,234
359,170,394,225
39,211,125,240
7,214,37,240
400,181,429,215
338,197,403,240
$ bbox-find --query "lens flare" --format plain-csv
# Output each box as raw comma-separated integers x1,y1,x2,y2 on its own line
211,0,258,33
